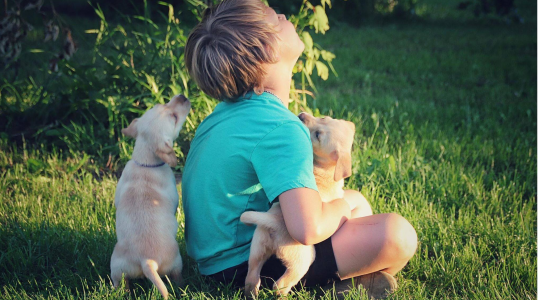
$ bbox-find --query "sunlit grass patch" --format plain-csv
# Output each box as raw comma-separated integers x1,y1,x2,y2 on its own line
1,0,536,299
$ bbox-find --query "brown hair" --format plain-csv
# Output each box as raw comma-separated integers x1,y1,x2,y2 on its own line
184,0,279,101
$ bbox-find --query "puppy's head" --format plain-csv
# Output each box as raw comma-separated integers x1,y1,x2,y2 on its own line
298,112,355,181
122,95,191,167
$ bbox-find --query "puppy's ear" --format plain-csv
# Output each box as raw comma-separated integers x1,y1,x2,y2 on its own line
347,121,356,133
122,119,139,138
333,150,352,181
155,138,177,167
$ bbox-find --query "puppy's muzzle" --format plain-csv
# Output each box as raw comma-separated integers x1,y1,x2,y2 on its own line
168,95,192,114
171,94,189,105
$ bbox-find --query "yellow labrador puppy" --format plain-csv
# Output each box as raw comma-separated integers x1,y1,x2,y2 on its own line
111,95,191,300
240,112,355,297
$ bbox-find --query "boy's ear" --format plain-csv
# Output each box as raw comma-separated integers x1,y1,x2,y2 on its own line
253,85,264,95
122,119,139,138
155,138,177,167
332,150,352,182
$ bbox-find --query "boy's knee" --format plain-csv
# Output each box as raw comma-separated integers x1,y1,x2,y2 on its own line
384,213,418,261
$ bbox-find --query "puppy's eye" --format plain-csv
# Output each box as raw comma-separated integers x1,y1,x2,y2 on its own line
315,131,321,141
171,113,178,123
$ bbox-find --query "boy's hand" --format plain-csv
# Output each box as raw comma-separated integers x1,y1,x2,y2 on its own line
344,189,373,218
279,187,351,245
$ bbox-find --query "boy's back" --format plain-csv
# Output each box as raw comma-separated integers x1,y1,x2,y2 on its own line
182,92,317,275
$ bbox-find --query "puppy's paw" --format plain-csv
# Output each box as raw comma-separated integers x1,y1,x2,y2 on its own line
273,282,292,299
244,283,259,299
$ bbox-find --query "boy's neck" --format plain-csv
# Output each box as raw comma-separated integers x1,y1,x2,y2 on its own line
262,62,294,107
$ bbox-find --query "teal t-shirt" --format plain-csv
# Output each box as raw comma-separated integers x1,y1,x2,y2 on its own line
182,92,318,275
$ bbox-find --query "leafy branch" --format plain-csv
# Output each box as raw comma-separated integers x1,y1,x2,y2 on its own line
289,0,337,113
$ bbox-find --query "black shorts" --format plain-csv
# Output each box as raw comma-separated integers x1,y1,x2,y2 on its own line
206,237,340,289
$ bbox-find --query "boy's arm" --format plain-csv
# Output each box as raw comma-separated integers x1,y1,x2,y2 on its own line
279,187,353,245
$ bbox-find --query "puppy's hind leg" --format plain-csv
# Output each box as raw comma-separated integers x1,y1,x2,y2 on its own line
111,247,130,291
273,268,305,297
110,271,129,290
111,266,131,293
245,231,272,299
273,248,314,297
169,254,184,287
111,269,125,289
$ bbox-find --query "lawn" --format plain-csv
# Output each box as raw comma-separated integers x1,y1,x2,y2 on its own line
0,0,536,299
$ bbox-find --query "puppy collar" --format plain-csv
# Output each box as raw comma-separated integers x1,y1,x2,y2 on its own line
133,160,166,168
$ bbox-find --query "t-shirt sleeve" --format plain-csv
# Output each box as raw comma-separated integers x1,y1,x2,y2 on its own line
250,121,318,203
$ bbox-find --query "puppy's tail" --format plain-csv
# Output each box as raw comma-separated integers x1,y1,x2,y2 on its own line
142,259,169,300
240,211,281,231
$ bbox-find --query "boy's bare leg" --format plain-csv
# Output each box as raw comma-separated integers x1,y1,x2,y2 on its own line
332,212,417,278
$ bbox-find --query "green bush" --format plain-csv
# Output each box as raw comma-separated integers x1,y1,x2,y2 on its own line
0,0,336,172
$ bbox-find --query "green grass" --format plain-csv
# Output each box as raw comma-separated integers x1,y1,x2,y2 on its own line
1,0,536,299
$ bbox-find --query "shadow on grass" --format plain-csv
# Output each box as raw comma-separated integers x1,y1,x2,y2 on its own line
0,219,114,297
0,218,253,299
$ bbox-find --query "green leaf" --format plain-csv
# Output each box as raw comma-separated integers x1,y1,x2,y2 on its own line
315,61,329,80
313,48,321,60
134,16,160,29
301,31,313,52
309,5,330,34
93,3,106,22
320,50,335,62
305,58,315,75
144,73,159,94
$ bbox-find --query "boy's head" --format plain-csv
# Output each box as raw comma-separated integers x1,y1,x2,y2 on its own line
185,0,279,101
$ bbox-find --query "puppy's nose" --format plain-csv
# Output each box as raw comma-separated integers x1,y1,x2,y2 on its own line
173,94,188,104
298,112,306,122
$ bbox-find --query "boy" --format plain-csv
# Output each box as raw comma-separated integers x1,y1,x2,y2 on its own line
182,0,417,298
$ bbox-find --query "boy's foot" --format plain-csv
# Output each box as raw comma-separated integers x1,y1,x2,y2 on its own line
327,271,398,300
